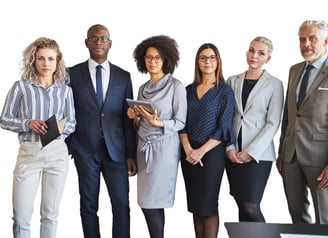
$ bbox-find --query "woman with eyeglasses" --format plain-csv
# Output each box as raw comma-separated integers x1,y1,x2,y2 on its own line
225,36,284,222
179,43,235,238
127,35,187,238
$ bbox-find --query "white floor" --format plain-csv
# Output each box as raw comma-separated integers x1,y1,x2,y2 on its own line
0,131,294,237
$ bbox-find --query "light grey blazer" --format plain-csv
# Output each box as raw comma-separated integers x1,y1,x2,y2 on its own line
226,70,284,162
278,58,328,167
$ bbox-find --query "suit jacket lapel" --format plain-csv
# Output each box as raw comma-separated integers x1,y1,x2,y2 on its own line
304,58,328,102
104,61,114,105
243,71,270,114
81,61,100,107
233,73,244,115
288,63,305,109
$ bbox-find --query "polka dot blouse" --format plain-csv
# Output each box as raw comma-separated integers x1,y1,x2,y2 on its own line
180,82,236,146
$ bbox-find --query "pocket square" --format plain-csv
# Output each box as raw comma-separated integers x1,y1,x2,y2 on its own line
318,87,328,91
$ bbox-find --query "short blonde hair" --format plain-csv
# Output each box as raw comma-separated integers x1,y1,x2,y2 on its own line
251,36,273,56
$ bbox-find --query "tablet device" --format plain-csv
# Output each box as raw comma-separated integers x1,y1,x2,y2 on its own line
126,98,154,113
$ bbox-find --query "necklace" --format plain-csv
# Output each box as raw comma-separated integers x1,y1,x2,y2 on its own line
244,70,263,85
245,78,258,85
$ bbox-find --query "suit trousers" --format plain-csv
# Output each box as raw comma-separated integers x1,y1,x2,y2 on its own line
12,140,69,238
74,141,130,238
282,154,328,224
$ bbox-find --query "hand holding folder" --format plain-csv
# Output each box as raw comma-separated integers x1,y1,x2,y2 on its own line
39,115,66,147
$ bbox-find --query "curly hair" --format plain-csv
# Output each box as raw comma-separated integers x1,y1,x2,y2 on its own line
133,35,179,74
20,37,66,83
193,43,225,86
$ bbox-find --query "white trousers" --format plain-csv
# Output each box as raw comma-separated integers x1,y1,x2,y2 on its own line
12,139,69,238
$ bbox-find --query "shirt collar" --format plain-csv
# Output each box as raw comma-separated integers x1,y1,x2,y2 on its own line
310,51,328,70
88,59,109,72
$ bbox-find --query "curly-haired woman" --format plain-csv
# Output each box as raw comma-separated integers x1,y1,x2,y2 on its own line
0,37,76,238
127,35,187,238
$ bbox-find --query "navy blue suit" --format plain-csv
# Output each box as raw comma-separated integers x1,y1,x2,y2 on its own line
66,61,136,238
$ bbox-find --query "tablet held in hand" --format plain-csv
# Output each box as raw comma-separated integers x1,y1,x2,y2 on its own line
126,98,154,113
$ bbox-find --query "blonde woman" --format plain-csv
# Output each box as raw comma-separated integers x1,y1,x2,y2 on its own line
0,37,76,238
226,36,284,222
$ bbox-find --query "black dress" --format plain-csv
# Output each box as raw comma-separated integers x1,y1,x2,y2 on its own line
226,79,272,203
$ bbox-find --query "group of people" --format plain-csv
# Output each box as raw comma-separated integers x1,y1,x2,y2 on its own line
0,19,328,238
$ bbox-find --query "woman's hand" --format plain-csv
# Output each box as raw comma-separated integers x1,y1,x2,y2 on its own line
236,151,253,163
227,149,244,164
29,119,48,135
136,106,164,128
127,107,139,119
186,148,204,167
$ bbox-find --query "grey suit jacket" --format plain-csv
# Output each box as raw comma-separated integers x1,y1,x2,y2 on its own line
279,57,328,167
226,70,284,162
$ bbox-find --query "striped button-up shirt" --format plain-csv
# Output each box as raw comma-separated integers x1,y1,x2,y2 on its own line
0,79,76,142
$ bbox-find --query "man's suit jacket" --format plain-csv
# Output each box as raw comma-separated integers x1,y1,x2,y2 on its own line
66,61,136,162
226,70,284,162
279,58,328,167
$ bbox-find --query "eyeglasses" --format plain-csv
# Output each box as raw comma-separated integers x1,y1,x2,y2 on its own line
144,55,162,63
87,36,111,42
199,55,217,62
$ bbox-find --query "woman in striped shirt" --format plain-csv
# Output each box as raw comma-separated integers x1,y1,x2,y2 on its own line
0,37,76,238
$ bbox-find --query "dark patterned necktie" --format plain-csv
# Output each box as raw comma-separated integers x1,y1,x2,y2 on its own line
96,65,103,107
297,64,314,108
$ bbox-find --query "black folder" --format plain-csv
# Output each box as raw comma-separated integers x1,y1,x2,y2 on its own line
39,115,60,147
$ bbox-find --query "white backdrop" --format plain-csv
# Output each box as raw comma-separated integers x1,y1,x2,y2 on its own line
0,0,326,237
